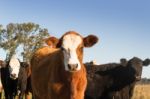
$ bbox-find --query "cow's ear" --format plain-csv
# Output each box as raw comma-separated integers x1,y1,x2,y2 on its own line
83,35,99,47
120,58,127,66
45,37,59,48
143,58,150,66
21,62,29,68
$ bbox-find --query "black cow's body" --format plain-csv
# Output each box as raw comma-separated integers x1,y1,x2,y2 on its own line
85,57,150,99
17,62,32,99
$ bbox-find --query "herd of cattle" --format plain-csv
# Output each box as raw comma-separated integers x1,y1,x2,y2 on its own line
0,31,150,99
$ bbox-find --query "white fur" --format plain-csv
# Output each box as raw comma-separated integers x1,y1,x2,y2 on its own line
62,34,82,71
9,55,20,79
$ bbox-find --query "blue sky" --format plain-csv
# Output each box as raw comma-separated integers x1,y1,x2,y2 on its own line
0,0,150,78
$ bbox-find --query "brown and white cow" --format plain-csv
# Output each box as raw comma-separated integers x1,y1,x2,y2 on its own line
31,31,98,99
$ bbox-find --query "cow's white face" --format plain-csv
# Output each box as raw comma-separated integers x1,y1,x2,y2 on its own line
46,31,99,72
62,34,82,72
9,55,20,79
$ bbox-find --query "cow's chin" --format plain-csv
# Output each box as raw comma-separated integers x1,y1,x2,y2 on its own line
68,68,81,72
10,76,17,80
135,76,141,81
66,66,81,73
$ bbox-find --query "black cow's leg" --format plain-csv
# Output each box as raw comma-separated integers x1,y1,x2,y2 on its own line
4,92,9,99
0,93,1,99
10,93,14,99
19,93,24,99
84,94,94,99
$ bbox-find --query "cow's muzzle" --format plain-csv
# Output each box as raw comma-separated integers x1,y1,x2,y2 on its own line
68,64,78,71
10,73,17,80
135,76,141,81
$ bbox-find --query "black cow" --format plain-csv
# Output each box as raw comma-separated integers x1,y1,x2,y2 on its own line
1,57,32,99
85,57,150,99
17,62,32,99
1,60,18,99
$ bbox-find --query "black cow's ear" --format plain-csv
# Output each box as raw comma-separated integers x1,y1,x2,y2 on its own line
22,62,30,68
83,35,99,47
45,36,59,48
120,58,127,66
143,58,150,66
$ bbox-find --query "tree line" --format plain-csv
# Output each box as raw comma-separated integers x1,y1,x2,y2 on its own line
138,78,150,84
0,22,50,62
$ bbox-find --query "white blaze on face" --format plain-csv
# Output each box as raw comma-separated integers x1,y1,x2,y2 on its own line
62,34,82,71
9,55,20,79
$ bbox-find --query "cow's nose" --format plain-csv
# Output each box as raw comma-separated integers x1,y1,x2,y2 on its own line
10,74,16,78
68,64,78,71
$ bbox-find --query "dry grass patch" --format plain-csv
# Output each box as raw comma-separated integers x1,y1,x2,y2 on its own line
132,84,150,99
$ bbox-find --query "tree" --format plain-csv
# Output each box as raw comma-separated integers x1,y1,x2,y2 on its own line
0,23,19,60
0,22,50,62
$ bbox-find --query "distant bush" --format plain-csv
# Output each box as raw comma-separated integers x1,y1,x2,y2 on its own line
137,78,150,84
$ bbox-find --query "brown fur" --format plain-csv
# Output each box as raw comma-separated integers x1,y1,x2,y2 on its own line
0,60,6,68
31,47,87,99
31,31,98,99
83,35,99,47
45,31,99,48
45,36,59,48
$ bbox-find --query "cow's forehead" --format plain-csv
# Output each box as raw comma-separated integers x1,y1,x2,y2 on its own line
62,34,82,49
131,58,142,63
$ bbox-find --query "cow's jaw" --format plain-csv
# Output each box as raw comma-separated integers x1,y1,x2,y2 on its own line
62,34,82,72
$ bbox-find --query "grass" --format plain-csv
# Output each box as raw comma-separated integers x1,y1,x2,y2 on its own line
0,91,32,99
0,84,150,99
132,84,150,99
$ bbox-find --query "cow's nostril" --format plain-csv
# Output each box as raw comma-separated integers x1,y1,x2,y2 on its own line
11,74,16,78
75,64,78,68
68,64,78,70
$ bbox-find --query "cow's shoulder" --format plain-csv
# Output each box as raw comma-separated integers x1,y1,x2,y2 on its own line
35,46,59,58
31,47,59,66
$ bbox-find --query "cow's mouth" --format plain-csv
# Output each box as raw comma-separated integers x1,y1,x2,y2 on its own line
10,74,17,80
10,76,17,80
135,76,141,81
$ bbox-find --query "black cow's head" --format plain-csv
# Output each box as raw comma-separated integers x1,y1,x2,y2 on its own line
127,57,150,81
120,58,127,66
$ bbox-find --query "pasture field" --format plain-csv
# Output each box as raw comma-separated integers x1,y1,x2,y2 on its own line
132,84,150,99
0,84,150,99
